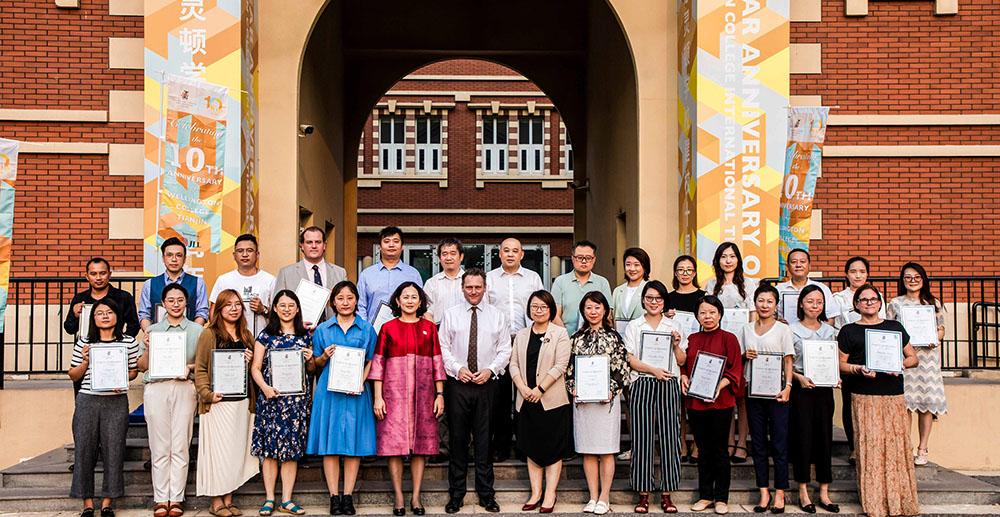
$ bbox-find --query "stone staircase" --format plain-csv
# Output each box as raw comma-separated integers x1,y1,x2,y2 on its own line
1,422,998,514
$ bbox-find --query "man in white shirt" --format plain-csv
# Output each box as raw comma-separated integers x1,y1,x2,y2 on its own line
209,234,275,337
273,226,348,326
424,238,466,324
439,269,510,514
485,237,543,462
774,248,840,324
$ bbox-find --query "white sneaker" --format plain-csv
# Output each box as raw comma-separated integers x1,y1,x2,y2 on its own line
583,500,597,513
594,500,611,515
617,449,632,461
914,449,929,466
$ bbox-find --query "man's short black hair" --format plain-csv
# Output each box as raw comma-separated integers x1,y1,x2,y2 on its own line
160,237,186,255
437,237,464,257
573,240,598,254
234,233,258,248
299,226,326,243
378,226,403,242
85,257,110,271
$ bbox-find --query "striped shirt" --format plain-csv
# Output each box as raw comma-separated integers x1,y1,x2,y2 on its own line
70,336,140,395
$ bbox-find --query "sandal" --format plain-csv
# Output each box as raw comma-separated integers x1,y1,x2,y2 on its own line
227,504,243,516
731,445,748,463
209,506,233,517
168,503,185,517
661,493,677,513
259,500,275,516
278,501,305,515
634,494,649,514
154,503,170,517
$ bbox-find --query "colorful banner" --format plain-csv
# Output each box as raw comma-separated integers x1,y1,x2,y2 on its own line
0,138,18,333
144,0,259,286
678,0,790,281
778,107,830,278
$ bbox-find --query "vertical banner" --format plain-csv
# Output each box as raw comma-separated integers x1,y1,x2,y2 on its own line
144,0,258,287
677,0,790,280
778,107,830,277
0,139,18,332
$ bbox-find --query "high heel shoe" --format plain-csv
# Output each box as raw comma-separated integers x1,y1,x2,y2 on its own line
522,501,541,512
391,507,405,516
753,490,771,513
539,500,556,514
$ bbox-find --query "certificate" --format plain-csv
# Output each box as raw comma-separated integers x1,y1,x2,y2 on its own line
672,311,700,336
295,278,332,326
615,319,630,336
79,303,93,338
574,355,611,402
212,349,248,398
843,310,862,325
748,352,784,398
688,351,725,402
89,343,129,392
148,331,189,380
899,305,938,346
781,292,801,325
270,349,306,396
638,331,674,373
327,346,366,394
802,339,840,387
372,301,395,333
721,308,751,335
865,329,903,374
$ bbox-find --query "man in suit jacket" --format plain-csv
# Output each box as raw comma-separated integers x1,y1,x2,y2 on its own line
273,226,347,326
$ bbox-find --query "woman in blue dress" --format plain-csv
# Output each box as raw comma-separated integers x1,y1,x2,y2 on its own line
250,290,314,516
307,280,378,516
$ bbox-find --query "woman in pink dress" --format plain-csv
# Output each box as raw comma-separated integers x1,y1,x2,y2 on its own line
369,281,446,516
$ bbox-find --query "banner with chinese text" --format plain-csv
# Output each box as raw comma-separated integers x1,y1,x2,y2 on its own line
777,107,830,278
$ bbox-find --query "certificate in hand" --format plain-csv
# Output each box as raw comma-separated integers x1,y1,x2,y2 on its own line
89,343,130,392
328,346,366,394
212,349,248,398
781,292,801,325
688,351,726,402
843,310,862,325
372,302,395,334
574,354,611,402
615,319,630,336
802,339,840,387
721,308,751,335
270,349,306,396
638,331,674,374
295,278,332,326
748,352,784,398
154,303,168,324
899,305,938,346
672,311,700,336
865,329,903,374
148,331,189,380
79,304,93,339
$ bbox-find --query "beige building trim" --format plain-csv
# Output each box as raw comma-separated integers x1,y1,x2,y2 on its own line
403,74,529,82
829,114,1000,126
54,0,80,8
790,43,822,74
845,0,869,16
357,225,574,234
358,175,448,188
790,95,822,107
936,0,958,15
475,174,572,189
18,142,108,154
109,0,143,16
108,208,144,239
791,0,822,22
809,209,822,240
386,90,545,98
824,145,1000,157
109,37,144,69
0,109,107,122
108,144,144,176
358,208,573,215
109,90,143,122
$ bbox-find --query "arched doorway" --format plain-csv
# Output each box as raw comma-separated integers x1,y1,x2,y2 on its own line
257,0,677,283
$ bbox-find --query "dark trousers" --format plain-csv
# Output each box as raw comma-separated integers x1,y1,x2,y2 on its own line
747,397,790,490
70,393,129,499
689,407,734,502
789,384,834,484
841,385,855,451
490,370,513,458
446,378,496,501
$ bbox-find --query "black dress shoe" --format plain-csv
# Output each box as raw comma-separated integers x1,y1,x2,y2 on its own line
329,494,342,515
100,508,115,517
341,494,356,515
770,505,785,514
79,509,94,517
444,498,463,514
817,501,839,514
392,507,405,516
479,498,501,513
410,505,425,516
798,503,816,514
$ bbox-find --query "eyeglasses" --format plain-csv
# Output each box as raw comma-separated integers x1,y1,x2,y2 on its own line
675,269,695,275
858,297,881,305
903,275,921,282
93,310,115,317
572,255,595,263
643,296,664,303
529,305,549,312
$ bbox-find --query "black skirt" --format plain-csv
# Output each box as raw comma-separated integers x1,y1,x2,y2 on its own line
517,401,573,467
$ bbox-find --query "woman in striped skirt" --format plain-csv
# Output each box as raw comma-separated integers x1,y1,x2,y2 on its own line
623,280,687,514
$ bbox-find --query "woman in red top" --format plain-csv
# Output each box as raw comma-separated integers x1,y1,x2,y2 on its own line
680,295,743,515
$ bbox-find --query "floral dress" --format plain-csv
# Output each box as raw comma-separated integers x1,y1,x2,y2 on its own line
565,327,631,454
251,331,312,461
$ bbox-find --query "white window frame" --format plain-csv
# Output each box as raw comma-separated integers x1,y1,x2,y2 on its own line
379,116,405,173
518,117,544,174
415,116,442,174
564,141,574,173
482,116,507,174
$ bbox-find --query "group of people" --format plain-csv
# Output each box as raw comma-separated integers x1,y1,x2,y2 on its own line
64,226,946,517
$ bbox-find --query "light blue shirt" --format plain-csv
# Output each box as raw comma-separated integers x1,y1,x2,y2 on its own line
357,261,424,322
551,271,613,333
138,272,210,322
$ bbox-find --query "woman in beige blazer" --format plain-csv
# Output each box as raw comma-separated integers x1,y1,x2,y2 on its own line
509,290,573,514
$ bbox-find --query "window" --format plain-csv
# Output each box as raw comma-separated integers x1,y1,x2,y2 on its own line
564,141,574,173
415,116,441,173
372,243,552,288
379,116,405,173
482,116,507,173
518,117,544,173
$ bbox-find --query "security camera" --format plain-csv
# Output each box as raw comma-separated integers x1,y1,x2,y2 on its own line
298,124,315,137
